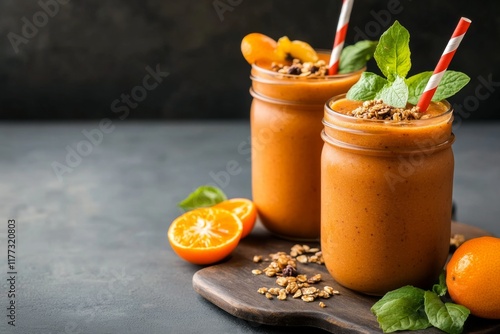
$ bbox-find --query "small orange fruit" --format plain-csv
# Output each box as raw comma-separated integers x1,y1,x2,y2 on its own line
241,33,281,65
446,236,500,319
168,207,243,265
214,198,257,238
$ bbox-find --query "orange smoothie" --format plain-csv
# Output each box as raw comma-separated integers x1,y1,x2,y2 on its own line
250,52,363,240
321,95,454,295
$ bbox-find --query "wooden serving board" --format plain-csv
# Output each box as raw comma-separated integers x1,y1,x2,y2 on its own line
193,221,500,333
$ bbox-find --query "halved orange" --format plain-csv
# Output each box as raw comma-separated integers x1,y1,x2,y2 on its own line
214,198,257,238
167,207,243,265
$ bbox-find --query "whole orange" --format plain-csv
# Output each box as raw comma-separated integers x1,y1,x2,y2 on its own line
446,236,500,319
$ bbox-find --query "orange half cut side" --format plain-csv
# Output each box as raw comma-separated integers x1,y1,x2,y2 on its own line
168,207,243,265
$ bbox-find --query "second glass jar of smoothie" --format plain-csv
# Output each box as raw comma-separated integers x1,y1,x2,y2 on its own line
321,95,454,295
249,52,363,240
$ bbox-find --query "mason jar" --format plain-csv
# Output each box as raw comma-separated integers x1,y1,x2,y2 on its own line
250,53,364,240
321,94,454,295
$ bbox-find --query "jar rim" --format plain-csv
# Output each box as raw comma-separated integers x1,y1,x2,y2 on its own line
324,94,453,127
322,94,455,155
251,50,366,82
321,129,455,156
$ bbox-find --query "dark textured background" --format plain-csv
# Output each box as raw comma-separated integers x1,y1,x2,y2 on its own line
0,0,499,120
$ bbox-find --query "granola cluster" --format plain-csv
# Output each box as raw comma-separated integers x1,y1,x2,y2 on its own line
346,99,431,121
271,59,328,77
252,244,338,307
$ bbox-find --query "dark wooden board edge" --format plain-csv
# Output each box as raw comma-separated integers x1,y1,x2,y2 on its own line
193,254,381,334
192,221,500,333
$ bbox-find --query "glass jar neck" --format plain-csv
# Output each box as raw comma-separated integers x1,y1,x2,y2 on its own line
250,51,365,105
322,95,455,156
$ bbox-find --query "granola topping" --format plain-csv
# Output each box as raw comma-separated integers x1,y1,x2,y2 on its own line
344,99,432,121
271,58,328,77
253,244,338,307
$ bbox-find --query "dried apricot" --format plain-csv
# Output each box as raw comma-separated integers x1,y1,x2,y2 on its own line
241,33,281,64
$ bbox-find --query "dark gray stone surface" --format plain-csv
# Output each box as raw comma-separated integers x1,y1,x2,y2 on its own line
0,121,499,334
1,0,500,120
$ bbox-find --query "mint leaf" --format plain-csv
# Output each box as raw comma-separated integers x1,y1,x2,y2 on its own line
406,71,470,105
432,71,471,102
376,76,408,108
346,72,387,101
371,286,431,333
374,21,411,82
432,271,447,297
424,291,470,334
406,71,432,105
178,185,227,211
339,40,378,74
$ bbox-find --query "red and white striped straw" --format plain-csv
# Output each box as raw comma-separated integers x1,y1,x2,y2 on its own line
417,17,471,112
328,0,354,75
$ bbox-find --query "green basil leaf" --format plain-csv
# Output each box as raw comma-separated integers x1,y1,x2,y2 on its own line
338,40,378,74
374,20,412,82
424,291,470,334
406,71,432,105
371,286,431,333
432,71,471,102
178,185,227,211
346,72,387,101
375,75,409,108
432,271,448,297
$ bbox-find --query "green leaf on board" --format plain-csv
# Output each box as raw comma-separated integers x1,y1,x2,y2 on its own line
424,291,470,334
371,286,431,333
432,271,448,297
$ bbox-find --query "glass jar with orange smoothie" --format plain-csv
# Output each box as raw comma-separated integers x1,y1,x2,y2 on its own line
321,95,454,295
249,52,364,240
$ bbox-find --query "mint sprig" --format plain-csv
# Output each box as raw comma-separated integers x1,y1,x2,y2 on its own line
178,185,227,211
347,21,470,108
339,40,378,74
371,272,470,334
